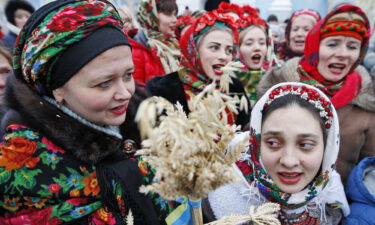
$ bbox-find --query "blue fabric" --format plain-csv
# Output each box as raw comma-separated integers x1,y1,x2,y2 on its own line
344,156,375,225
1,32,17,52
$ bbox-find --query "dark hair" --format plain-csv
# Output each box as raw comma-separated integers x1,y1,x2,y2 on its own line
267,14,278,22
262,94,327,145
156,0,178,16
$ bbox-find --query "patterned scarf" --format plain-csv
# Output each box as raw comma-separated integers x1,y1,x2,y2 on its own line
178,10,238,93
13,0,124,95
137,0,180,74
238,82,349,217
235,69,265,106
299,5,370,108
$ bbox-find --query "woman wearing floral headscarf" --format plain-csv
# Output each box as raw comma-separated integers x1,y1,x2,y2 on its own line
0,0,177,224
204,82,349,224
131,0,180,88
145,10,250,129
236,5,279,106
258,5,375,183
276,9,321,62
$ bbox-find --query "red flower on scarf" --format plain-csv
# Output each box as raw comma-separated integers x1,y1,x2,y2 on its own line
0,207,62,225
49,183,61,194
47,7,87,32
91,208,116,225
75,3,103,16
236,161,252,175
0,137,39,171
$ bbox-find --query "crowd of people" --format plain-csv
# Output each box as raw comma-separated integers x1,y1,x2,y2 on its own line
0,0,374,224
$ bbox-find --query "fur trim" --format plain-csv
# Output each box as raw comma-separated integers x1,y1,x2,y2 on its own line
257,57,375,112
2,74,124,164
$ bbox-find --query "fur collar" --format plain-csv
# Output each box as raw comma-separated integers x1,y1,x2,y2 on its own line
2,75,124,164
258,57,375,112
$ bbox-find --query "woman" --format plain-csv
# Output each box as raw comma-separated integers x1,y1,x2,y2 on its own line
0,0,176,224
131,0,180,88
236,8,279,106
1,0,34,52
257,4,375,183
204,82,349,224
145,10,250,129
276,9,320,62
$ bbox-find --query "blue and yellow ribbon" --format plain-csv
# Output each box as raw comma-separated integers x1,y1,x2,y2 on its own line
166,196,202,225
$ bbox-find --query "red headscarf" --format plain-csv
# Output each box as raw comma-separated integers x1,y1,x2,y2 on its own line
178,10,238,92
299,5,370,108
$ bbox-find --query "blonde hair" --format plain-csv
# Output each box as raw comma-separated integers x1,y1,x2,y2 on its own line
328,12,365,23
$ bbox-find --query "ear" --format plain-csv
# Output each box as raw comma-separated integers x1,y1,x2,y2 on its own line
52,88,64,103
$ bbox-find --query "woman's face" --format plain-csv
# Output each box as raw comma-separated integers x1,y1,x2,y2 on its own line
198,29,234,80
53,45,135,126
0,54,11,103
240,27,267,70
158,11,177,36
261,105,324,194
289,16,315,54
14,9,31,29
318,36,361,82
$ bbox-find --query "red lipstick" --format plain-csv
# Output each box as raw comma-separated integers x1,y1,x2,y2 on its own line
278,172,302,185
109,105,127,115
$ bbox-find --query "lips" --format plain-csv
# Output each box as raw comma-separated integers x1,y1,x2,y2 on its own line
277,172,302,185
294,40,305,46
212,64,225,76
109,104,127,115
328,63,346,75
251,54,262,64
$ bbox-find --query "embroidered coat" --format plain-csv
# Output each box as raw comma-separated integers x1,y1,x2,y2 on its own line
0,75,176,224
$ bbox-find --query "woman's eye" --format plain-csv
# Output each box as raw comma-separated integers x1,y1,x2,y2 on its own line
299,141,315,150
327,43,337,48
98,80,111,88
348,45,359,50
209,45,219,51
245,42,253,46
266,139,280,148
226,48,234,55
123,73,133,80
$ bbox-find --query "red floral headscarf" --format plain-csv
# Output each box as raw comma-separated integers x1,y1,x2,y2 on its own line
298,5,370,108
178,10,238,92
175,15,196,40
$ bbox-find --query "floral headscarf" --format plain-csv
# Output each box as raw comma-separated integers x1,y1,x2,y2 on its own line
299,5,370,108
276,9,321,61
175,15,196,40
13,0,125,95
178,10,238,92
137,0,180,74
243,82,349,216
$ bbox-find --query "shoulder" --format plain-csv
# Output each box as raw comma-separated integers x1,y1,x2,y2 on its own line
257,58,300,98
351,65,375,112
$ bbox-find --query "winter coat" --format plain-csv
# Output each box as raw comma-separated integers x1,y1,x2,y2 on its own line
130,31,165,89
257,58,375,183
1,32,17,53
344,156,375,225
0,74,176,224
145,72,250,130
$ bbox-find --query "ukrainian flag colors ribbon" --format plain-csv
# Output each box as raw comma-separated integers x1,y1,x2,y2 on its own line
166,196,202,225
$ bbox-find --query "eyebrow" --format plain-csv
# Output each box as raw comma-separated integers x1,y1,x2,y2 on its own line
90,67,134,83
262,131,319,138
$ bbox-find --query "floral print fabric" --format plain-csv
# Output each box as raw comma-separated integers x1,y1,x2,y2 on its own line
13,0,124,95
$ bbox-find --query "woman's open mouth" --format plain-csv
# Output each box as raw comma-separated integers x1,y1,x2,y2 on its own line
212,64,225,75
328,63,346,75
